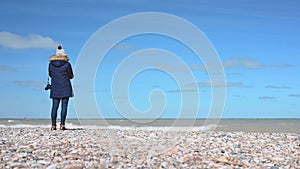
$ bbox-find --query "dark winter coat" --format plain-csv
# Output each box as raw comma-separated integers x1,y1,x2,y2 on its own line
48,55,74,99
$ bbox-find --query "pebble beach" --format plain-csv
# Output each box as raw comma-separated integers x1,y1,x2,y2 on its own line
1,127,300,169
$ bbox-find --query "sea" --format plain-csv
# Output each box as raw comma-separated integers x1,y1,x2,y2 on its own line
0,118,299,133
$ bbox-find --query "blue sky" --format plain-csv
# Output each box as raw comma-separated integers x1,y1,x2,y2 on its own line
0,0,299,119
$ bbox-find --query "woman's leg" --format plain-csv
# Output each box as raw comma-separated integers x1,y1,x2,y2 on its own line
51,98,60,126
60,97,69,125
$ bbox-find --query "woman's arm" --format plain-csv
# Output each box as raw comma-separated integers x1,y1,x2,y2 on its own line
67,63,74,79
48,63,52,78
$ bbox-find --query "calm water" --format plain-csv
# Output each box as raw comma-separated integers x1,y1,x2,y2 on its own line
0,118,299,133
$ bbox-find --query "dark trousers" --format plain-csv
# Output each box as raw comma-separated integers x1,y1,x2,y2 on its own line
51,98,69,126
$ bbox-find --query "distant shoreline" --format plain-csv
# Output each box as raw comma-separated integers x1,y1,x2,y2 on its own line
1,117,300,120
1,118,299,133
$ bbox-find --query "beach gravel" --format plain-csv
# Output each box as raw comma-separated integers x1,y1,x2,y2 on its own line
0,127,299,168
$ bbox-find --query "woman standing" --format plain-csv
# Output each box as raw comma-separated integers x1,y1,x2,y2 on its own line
48,45,74,130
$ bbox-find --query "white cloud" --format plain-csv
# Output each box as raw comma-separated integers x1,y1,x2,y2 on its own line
185,81,247,88
88,89,108,93
167,81,247,93
167,89,198,93
13,80,45,87
258,96,276,100
223,58,294,69
289,94,300,98
269,64,294,68
265,85,292,89
0,65,16,72
224,58,264,69
0,32,57,49
227,72,243,76
151,57,294,72
114,43,134,51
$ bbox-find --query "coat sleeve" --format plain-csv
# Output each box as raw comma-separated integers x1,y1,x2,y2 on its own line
48,63,52,78
68,63,74,79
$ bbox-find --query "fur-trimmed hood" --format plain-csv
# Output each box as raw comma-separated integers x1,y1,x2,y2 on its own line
49,55,69,62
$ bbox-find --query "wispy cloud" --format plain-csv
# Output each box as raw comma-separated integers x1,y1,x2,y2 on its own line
167,89,198,93
258,96,276,100
265,85,292,89
0,32,57,49
13,80,45,87
113,43,134,51
232,94,245,98
148,57,294,72
223,58,294,69
227,72,243,76
0,65,16,72
88,89,108,93
288,94,300,98
33,86,44,91
104,58,124,63
224,58,264,69
185,81,247,88
167,81,248,93
269,64,294,68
